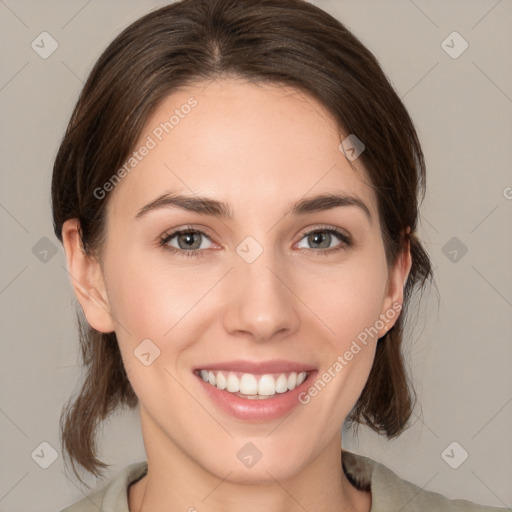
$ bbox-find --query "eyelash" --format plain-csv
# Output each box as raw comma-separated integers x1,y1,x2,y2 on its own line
159,225,353,259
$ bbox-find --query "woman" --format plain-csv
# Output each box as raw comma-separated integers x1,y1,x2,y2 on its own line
53,0,505,510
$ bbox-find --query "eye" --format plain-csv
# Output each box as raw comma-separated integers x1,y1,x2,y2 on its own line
159,225,353,258
295,227,352,254
160,227,214,257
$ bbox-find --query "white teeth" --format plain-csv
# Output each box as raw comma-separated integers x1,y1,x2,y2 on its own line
216,371,227,390
287,372,297,390
226,373,240,392
240,373,258,394
198,370,309,397
275,374,289,393
297,371,307,386
258,374,276,396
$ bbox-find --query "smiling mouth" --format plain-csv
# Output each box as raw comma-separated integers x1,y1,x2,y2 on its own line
194,369,312,399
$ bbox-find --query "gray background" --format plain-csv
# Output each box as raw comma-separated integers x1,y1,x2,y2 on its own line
0,0,511,510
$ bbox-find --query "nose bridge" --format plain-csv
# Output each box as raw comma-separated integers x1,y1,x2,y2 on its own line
223,237,299,341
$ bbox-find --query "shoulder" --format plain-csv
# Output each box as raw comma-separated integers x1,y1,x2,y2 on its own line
343,450,506,511
58,461,148,512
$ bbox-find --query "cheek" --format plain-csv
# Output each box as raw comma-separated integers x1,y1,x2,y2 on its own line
297,261,387,425
104,246,193,329
299,254,389,347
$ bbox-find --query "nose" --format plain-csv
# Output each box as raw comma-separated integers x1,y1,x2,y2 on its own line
222,247,300,344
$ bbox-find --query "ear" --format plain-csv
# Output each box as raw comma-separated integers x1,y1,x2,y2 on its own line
377,229,412,337
61,219,115,333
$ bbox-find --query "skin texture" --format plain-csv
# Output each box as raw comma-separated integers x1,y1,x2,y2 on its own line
62,78,411,512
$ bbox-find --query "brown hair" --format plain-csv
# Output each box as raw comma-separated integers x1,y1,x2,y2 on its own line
52,0,434,486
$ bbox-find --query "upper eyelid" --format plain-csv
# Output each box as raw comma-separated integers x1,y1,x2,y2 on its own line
161,224,216,240
296,224,350,238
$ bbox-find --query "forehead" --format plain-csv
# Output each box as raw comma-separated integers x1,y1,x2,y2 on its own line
106,78,377,223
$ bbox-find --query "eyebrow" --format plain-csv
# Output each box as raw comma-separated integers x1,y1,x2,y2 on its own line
135,192,372,224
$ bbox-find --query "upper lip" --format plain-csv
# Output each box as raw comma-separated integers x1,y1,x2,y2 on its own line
194,359,316,374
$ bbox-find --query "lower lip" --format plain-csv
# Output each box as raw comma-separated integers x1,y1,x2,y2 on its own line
195,371,318,422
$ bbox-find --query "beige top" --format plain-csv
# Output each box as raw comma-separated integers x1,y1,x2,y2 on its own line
59,450,506,511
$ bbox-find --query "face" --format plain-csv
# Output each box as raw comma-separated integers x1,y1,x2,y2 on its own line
67,78,409,484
